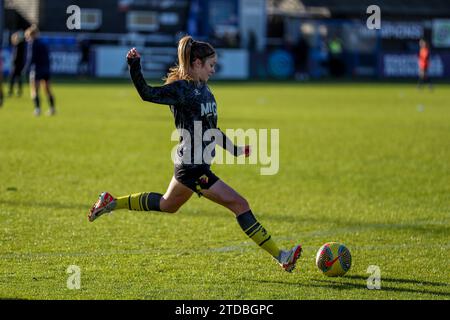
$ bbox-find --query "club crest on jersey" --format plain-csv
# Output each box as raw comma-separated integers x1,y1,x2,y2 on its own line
201,102,217,117
198,174,209,185
194,89,201,96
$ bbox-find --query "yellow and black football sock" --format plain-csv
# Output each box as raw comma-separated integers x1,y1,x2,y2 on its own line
115,192,162,211
237,210,281,259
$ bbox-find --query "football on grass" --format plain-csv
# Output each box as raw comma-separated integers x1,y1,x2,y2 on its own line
316,242,352,277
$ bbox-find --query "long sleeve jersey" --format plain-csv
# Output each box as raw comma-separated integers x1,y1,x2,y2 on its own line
25,39,50,74
128,57,220,167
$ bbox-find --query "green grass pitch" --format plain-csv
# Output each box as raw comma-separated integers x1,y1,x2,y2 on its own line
0,81,449,299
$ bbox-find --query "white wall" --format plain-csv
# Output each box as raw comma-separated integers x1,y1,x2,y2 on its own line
95,46,249,79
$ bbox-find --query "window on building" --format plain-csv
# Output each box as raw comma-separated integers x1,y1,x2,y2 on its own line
127,11,159,32
81,9,102,30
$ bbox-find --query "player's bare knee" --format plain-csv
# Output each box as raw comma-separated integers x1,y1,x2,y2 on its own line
162,201,182,214
165,206,179,214
231,197,250,214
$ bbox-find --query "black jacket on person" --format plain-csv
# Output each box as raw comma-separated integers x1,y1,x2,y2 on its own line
12,41,26,71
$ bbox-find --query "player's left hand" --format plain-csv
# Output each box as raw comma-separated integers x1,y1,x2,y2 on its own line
239,145,251,157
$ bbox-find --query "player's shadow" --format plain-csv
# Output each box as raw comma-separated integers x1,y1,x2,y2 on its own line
309,277,450,298
345,274,449,288
246,275,450,298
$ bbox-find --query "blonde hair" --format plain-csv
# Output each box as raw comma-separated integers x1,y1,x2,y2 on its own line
164,35,215,84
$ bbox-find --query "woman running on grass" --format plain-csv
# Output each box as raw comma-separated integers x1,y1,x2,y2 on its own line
88,35,302,272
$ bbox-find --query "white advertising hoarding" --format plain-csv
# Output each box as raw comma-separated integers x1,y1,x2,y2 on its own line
215,49,249,79
95,46,133,77
383,54,444,77
95,46,249,79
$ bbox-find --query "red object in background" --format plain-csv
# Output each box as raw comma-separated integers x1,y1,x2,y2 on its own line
419,46,430,70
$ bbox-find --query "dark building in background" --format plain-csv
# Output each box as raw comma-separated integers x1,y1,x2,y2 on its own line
3,0,450,79
38,0,190,40
5,0,191,46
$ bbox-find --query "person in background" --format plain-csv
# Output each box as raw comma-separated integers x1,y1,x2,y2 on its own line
293,36,310,81
328,36,344,77
8,31,26,97
24,25,56,116
0,53,3,107
78,37,91,77
417,39,432,90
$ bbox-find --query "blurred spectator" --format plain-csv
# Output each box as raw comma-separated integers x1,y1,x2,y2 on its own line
8,31,26,97
247,30,264,79
328,36,345,77
78,37,91,77
316,35,329,78
247,30,257,52
0,54,3,107
293,36,310,80
25,25,57,116
417,39,432,90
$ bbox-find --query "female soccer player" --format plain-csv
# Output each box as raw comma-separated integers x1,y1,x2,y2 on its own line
88,36,302,272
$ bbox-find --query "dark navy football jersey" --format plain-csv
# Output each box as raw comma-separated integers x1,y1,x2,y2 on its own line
26,39,50,74
129,57,218,167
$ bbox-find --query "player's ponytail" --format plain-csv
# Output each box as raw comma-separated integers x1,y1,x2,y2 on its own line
165,35,215,84
177,36,194,80
165,36,193,84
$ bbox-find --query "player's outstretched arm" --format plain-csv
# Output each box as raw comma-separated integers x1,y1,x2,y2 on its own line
127,48,183,106
216,128,251,157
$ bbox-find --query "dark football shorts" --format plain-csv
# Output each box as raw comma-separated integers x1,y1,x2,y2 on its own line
30,70,51,81
174,164,219,196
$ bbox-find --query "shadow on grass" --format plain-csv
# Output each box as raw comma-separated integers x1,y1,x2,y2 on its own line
185,209,448,235
266,213,449,236
345,275,449,288
244,275,450,298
